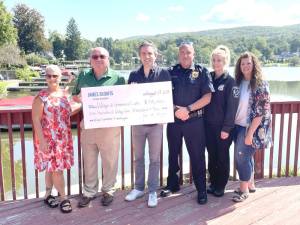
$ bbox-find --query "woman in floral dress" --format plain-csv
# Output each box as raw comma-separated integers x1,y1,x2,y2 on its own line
233,52,272,202
32,65,80,213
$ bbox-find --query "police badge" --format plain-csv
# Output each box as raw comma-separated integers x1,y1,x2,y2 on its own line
190,70,199,81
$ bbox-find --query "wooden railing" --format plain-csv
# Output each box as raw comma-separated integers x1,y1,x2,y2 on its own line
0,101,299,201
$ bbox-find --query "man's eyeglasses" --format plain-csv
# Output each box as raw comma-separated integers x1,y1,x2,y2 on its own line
46,74,59,79
91,54,107,60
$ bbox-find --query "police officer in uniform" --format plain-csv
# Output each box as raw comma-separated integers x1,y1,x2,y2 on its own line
160,42,214,204
205,45,239,197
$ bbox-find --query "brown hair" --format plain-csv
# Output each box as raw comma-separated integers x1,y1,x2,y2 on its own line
138,41,158,56
235,51,263,90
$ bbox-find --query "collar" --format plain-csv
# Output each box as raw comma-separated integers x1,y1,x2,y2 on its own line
138,64,157,76
211,71,229,80
179,62,195,70
91,68,111,80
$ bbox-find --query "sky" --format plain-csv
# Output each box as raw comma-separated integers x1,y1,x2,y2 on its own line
4,0,300,41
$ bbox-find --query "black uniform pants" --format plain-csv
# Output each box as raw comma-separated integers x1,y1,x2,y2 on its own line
166,118,206,194
205,123,233,191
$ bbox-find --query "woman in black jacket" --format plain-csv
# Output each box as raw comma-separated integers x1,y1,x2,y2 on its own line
205,45,239,197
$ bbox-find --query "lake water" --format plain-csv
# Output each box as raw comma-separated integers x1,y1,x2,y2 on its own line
1,66,300,199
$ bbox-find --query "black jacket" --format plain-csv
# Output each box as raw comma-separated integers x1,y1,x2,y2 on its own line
204,71,239,133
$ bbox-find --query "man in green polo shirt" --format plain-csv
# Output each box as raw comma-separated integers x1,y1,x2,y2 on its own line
73,47,125,208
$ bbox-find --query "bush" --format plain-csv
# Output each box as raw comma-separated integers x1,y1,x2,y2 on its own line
0,82,8,95
25,53,49,66
15,66,39,81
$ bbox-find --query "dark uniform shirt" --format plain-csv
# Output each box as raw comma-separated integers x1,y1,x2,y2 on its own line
168,63,214,123
204,71,239,133
128,65,170,84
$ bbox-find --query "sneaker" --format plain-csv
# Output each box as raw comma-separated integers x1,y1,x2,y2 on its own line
160,186,180,197
213,189,225,197
101,193,114,206
125,189,144,201
77,195,95,208
207,185,216,195
148,192,157,208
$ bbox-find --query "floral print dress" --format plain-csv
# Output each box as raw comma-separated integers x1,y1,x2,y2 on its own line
34,89,74,172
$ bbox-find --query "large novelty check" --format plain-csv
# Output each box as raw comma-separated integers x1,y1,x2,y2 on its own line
81,81,174,129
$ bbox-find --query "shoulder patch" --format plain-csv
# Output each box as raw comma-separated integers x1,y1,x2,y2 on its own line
232,86,240,98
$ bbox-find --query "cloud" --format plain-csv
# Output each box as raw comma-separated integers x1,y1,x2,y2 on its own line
168,5,184,12
136,13,150,22
200,0,300,27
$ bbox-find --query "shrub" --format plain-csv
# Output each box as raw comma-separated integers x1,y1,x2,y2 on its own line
0,82,8,95
15,66,39,81
25,53,49,66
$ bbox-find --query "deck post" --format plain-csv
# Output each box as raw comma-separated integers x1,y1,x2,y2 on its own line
254,149,264,179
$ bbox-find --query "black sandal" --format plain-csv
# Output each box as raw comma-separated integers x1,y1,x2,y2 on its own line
232,192,249,202
60,199,72,213
44,195,59,208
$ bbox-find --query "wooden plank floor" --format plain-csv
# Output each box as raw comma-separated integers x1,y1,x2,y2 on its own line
0,177,299,225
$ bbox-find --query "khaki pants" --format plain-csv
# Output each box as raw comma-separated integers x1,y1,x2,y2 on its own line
80,120,121,197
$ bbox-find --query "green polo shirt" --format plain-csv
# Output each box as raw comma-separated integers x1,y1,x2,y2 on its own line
72,68,125,95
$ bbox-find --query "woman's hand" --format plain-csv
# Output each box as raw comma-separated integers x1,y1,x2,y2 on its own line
39,138,48,153
220,131,229,140
245,132,253,146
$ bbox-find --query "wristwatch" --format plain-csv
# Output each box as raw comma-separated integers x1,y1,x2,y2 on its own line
187,105,192,112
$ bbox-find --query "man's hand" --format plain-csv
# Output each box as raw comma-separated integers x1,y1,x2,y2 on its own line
175,106,189,121
220,131,229,140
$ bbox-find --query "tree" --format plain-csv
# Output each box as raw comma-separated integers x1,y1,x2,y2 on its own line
13,4,48,53
0,44,26,67
289,56,300,66
0,1,17,46
49,31,65,59
64,18,82,60
80,38,95,59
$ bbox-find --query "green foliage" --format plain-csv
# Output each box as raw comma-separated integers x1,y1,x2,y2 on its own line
0,81,8,94
49,31,65,59
13,4,48,53
0,1,17,46
0,44,26,67
25,53,49,65
65,18,82,60
1,142,23,196
15,66,39,81
288,56,300,66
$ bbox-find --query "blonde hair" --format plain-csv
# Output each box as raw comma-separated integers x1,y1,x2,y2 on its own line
45,65,62,76
210,45,231,70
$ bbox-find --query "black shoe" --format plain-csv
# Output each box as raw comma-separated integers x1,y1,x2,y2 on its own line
101,193,114,206
207,185,216,194
197,193,207,205
77,195,94,208
213,189,225,197
160,186,180,197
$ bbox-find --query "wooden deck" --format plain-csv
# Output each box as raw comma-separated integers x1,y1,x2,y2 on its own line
0,177,299,225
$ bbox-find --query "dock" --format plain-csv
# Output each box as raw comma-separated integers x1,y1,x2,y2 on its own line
0,177,299,225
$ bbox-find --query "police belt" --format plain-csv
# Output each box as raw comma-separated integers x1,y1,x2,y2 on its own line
188,109,203,119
